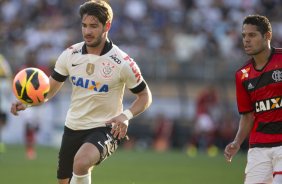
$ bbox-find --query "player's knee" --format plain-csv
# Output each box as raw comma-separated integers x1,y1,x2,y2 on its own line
58,178,70,184
73,156,92,174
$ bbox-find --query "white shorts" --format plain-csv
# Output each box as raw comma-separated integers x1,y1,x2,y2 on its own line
245,146,282,184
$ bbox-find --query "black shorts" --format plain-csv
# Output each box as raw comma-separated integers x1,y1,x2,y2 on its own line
57,126,119,179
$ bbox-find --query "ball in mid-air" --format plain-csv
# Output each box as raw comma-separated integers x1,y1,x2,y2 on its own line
12,67,50,105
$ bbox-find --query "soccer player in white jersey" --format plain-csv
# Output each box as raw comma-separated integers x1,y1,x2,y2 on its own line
10,1,152,184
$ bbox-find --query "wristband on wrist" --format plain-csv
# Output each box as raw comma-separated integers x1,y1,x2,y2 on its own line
122,109,133,120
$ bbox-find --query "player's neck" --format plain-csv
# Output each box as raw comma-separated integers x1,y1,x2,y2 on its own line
253,46,272,70
86,39,107,55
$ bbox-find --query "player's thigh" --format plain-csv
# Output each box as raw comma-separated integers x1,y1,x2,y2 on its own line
244,148,273,184
273,146,282,184
85,127,119,165
57,127,85,179
74,142,100,167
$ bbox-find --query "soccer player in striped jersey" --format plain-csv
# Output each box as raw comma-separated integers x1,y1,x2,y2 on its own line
10,1,152,184
224,15,282,184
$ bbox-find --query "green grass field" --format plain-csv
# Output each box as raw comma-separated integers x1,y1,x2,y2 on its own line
0,145,246,184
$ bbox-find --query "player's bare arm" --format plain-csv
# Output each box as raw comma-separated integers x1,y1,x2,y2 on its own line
106,85,152,139
128,86,152,117
45,76,64,101
224,112,254,162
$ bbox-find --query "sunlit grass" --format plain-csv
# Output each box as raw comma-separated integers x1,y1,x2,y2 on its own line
0,145,246,184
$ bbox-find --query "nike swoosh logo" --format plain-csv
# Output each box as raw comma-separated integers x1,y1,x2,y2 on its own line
72,63,83,67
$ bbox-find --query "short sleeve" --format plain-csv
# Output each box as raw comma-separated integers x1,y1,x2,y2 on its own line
54,50,69,76
121,58,143,89
235,72,253,114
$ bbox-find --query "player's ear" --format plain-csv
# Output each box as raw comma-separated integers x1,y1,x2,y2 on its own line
265,31,272,41
105,22,111,32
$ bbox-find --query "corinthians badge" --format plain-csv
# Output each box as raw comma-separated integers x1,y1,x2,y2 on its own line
101,62,115,78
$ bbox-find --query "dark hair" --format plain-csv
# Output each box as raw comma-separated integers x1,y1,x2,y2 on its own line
243,15,272,35
79,0,113,25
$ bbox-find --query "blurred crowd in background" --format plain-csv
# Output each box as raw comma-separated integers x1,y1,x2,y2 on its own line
1,0,282,156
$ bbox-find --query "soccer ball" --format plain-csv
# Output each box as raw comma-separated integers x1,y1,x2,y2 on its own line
12,67,50,105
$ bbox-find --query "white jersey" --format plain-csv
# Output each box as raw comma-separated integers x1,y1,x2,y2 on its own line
54,41,143,130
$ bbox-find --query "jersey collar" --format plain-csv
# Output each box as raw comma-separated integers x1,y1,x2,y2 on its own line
82,39,113,55
251,46,275,71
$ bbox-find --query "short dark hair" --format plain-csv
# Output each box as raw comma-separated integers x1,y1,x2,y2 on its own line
243,15,272,35
79,0,113,25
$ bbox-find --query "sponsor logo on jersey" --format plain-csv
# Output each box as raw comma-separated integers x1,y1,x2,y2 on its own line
255,97,282,113
124,55,141,82
72,63,83,67
248,83,254,90
241,67,250,80
109,54,121,64
70,48,82,55
86,63,95,75
272,70,282,82
71,76,108,92
101,62,115,78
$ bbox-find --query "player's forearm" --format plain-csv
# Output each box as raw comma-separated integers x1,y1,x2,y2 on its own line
128,86,152,117
233,112,254,146
45,77,64,102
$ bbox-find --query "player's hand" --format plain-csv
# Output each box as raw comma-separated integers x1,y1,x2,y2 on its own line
224,141,240,163
10,101,28,116
106,114,129,140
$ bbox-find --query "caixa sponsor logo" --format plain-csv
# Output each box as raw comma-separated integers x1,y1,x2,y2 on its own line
71,76,108,92
272,70,282,82
255,97,282,113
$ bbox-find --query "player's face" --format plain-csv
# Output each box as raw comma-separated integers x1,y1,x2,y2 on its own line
242,24,268,56
81,14,107,47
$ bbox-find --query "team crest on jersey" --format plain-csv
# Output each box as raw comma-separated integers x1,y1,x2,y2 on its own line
86,63,95,75
100,62,115,78
272,70,282,82
241,67,250,80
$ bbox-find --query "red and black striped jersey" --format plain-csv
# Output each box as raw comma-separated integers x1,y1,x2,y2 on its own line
235,47,282,148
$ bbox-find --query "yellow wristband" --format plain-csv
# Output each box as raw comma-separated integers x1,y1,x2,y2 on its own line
122,109,133,120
